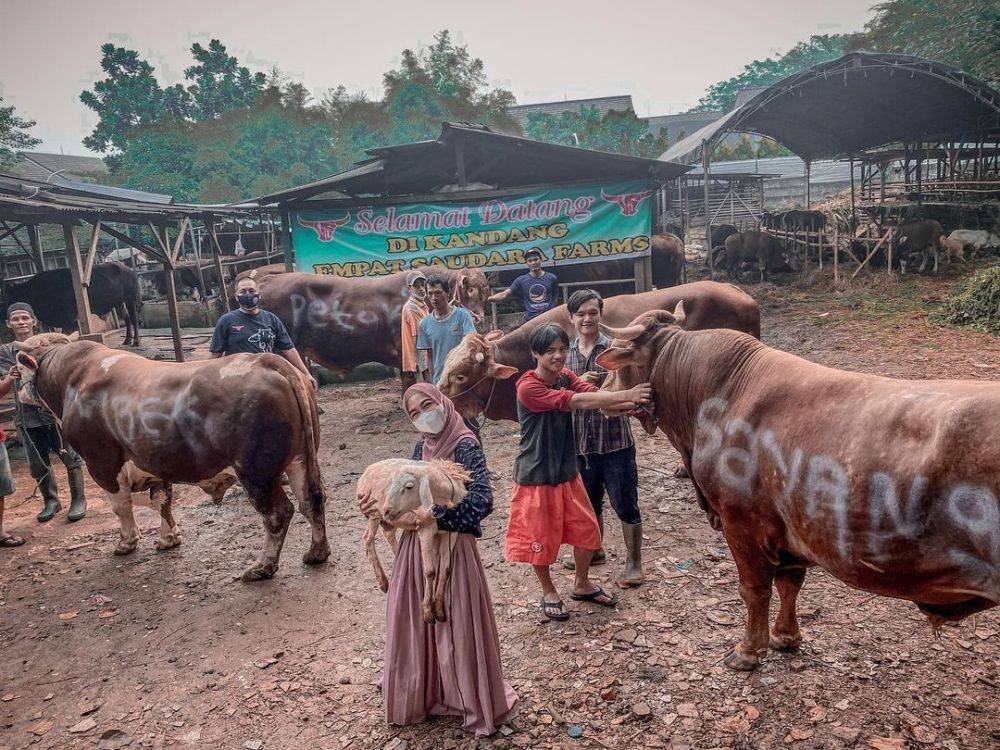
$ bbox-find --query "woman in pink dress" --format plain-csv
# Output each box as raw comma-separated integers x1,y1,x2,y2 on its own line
359,383,518,737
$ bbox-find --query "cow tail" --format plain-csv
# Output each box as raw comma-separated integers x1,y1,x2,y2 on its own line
283,364,324,509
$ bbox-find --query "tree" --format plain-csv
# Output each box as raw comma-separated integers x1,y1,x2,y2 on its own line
0,97,41,166
80,44,185,157
524,106,670,158
692,35,858,113
861,0,1000,86
183,39,266,120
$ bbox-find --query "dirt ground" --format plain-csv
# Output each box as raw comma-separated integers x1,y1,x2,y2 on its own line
1,265,998,750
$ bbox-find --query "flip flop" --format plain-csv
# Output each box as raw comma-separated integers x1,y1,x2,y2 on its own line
570,585,619,608
539,597,570,621
0,535,25,548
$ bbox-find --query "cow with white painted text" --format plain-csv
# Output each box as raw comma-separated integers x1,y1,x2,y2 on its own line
246,268,490,375
595,307,999,670
13,334,328,581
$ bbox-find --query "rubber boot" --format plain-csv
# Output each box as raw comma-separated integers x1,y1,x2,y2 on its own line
620,522,644,588
563,512,606,570
66,466,87,522
35,471,61,523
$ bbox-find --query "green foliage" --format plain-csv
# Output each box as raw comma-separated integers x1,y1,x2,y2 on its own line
936,264,1000,335
0,96,41,166
98,29,516,202
711,134,791,162
524,106,669,158
692,35,857,113
183,39,266,120
861,0,1000,86
79,44,177,157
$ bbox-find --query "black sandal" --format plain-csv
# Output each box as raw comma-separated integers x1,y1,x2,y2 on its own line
0,535,25,548
570,585,619,608
539,597,570,621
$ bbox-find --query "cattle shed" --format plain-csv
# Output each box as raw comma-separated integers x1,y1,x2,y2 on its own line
660,52,1000,270
255,122,691,303
0,174,253,361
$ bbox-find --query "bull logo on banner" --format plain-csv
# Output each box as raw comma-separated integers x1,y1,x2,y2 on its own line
600,188,655,217
297,213,351,242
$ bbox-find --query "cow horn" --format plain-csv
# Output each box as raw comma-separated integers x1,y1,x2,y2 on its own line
600,323,645,341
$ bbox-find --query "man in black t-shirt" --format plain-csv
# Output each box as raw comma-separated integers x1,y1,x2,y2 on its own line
210,277,316,388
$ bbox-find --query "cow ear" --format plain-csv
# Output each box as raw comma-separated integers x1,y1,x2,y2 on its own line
483,330,504,343
672,301,686,328
488,363,519,380
595,346,635,371
15,352,38,371
67,331,80,342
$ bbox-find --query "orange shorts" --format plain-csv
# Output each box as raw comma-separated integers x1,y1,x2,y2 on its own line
504,475,602,566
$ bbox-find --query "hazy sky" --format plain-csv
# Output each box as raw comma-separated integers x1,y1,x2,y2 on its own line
2,0,876,155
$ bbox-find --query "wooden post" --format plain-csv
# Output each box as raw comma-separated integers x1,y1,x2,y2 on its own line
702,142,713,275
27,224,44,273
818,231,823,270
63,224,94,338
189,220,208,305
160,226,184,362
281,209,293,272
887,228,894,275
804,159,811,207
849,156,857,232
208,219,231,312
833,224,840,283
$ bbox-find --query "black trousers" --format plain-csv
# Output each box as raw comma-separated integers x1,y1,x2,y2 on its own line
578,446,640,525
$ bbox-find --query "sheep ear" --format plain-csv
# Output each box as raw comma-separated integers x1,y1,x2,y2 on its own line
418,474,434,509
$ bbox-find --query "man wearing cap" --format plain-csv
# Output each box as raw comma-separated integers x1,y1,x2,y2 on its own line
400,270,430,392
0,303,88,523
487,248,560,322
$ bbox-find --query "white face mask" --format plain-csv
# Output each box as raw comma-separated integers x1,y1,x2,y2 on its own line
413,405,447,434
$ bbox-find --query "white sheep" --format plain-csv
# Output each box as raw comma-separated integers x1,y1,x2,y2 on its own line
358,458,471,623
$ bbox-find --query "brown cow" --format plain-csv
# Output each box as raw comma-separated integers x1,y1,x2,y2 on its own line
249,268,490,374
438,281,761,423
14,334,328,581
596,308,999,670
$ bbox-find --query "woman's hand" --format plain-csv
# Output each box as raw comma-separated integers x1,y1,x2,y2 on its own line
581,370,601,385
9,365,20,381
357,491,378,517
389,507,436,530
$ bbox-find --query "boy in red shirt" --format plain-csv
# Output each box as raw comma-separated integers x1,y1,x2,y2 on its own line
505,324,651,620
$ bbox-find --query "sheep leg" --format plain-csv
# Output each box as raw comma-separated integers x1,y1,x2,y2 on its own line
381,522,398,554
417,526,439,623
364,516,390,592
433,532,458,623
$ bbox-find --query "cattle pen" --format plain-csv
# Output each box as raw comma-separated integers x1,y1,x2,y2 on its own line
253,122,691,324
0,173,256,361
659,52,1000,277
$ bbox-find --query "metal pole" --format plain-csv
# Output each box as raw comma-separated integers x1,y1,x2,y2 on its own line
804,160,811,207
281,209,293,272
702,141,713,274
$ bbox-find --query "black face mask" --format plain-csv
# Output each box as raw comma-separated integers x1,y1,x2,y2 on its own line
236,292,260,309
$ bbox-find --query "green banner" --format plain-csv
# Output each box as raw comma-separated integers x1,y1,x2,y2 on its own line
291,180,654,277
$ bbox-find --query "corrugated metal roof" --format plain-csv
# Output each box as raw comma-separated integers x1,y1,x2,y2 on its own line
257,122,691,204
688,156,857,183
6,152,108,182
646,111,722,140
507,95,634,126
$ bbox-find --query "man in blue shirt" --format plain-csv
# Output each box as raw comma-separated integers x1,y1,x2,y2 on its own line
417,274,478,384
487,248,559,321
210,276,316,388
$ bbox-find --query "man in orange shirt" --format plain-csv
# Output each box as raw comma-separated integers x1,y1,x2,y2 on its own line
400,270,430,392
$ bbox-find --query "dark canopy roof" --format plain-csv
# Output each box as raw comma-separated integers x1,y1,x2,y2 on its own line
661,52,1000,164
257,122,691,205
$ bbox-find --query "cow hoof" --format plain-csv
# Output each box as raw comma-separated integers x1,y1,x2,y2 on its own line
241,563,277,582
723,648,760,671
154,534,183,551
769,631,802,652
113,540,138,556
302,543,331,566
673,464,690,479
